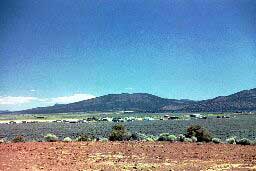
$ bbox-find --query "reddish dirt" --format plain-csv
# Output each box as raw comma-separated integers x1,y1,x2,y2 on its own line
0,142,255,171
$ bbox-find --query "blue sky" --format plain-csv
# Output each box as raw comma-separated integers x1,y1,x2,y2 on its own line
0,0,256,110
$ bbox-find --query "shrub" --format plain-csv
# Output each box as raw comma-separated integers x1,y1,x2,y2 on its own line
186,125,212,142
252,140,256,145
184,138,193,143
99,138,109,142
130,133,143,141
109,124,131,141
44,133,58,142
226,137,236,144
63,137,72,142
212,138,221,144
130,133,158,141
158,133,177,142
76,134,95,141
145,135,158,142
168,135,177,142
130,133,145,141
177,134,186,142
0,138,5,144
236,138,252,145
158,133,169,141
191,136,197,142
12,136,25,143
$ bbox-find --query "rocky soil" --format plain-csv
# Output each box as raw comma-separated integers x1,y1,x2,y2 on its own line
0,142,255,171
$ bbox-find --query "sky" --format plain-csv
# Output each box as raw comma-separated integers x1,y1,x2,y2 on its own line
0,0,256,111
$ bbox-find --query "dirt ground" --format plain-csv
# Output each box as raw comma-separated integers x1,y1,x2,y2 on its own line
0,142,255,171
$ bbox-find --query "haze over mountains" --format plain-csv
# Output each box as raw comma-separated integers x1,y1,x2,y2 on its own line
14,88,256,114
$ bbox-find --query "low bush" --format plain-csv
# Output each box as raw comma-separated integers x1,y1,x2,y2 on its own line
212,138,221,144
184,138,193,143
236,138,252,145
109,124,131,141
130,133,144,141
158,133,169,141
158,133,177,142
130,133,145,141
131,133,158,141
168,134,177,142
44,133,58,142
252,140,256,145
191,136,197,142
177,134,186,142
226,137,236,144
0,138,5,144
145,135,158,142
99,137,109,142
186,125,212,142
12,135,25,143
76,134,95,141
63,137,72,142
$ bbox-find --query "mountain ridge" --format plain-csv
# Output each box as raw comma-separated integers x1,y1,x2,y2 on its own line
177,88,256,112
17,93,193,114
15,88,256,114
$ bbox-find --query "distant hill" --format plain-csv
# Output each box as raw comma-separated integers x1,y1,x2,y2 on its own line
17,93,194,114
15,88,256,114
176,88,256,112
0,110,11,114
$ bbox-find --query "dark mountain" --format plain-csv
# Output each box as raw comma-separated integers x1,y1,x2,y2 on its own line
0,110,11,114
174,88,256,112
17,93,194,114
15,88,256,114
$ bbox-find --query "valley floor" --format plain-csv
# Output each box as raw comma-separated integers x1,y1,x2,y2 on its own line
0,142,255,171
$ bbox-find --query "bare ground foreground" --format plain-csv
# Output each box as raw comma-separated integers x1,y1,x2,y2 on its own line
0,142,255,171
